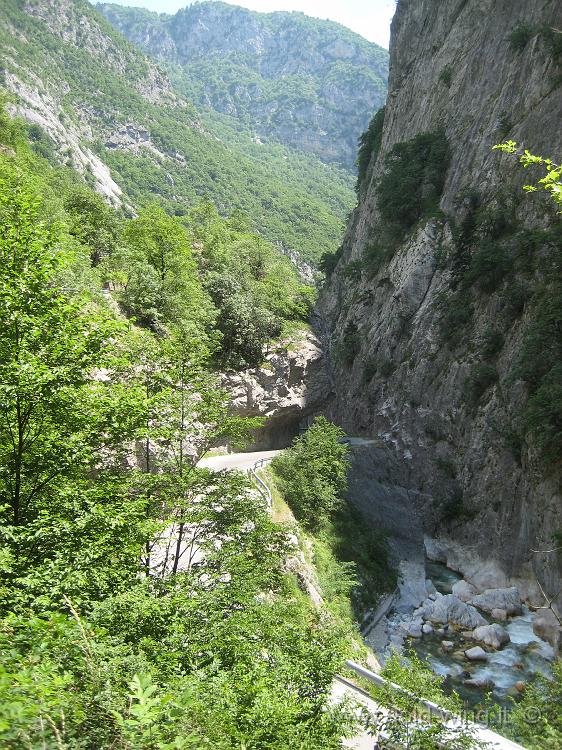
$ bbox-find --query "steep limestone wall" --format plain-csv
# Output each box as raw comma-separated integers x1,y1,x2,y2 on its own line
319,0,562,615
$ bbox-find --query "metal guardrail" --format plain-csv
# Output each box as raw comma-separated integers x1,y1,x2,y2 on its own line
249,457,273,509
344,660,528,750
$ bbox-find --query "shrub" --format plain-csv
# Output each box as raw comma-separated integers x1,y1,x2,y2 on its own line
377,130,451,233
463,363,499,405
343,259,364,281
320,244,344,277
439,291,474,345
356,106,385,190
439,65,453,87
465,239,512,293
338,321,361,366
271,416,349,530
503,280,529,321
481,326,505,359
497,111,513,138
440,486,466,521
508,22,535,52
362,240,394,275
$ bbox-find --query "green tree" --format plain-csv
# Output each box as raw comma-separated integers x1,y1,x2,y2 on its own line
272,416,349,529
0,182,111,527
64,187,121,265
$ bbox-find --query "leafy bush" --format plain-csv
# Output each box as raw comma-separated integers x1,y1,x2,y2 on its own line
272,417,349,530
320,244,344,277
503,280,529,321
481,326,505,359
508,22,535,52
438,291,474,345
362,240,395,275
338,321,361,366
356,106,385,190
465,239,512,293
439,65,453,87
377,130,451,233
463,363,499,405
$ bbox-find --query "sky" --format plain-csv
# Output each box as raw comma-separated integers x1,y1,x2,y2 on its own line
105,0,396,48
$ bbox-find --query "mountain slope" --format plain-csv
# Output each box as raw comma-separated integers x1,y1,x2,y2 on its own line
0,0,355,264
319,0,562,618
97,1,389,170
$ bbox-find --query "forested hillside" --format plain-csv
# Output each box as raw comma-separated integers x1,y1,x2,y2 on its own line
0,0,356,264
0,98,360,748
97,1,389,169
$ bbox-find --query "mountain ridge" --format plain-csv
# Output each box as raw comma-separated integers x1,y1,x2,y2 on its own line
97,0,389,169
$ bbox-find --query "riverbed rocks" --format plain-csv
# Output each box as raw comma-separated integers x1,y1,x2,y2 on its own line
470,623,510,650
452,580,477,603
533,609,561,654
428,594,487,629
491,608,507,621
465,646,487,661
471,587,523,617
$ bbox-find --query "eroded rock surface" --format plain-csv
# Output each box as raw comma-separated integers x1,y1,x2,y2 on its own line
222,330,332,449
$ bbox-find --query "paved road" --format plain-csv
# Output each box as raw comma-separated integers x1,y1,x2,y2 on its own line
197,449,282,472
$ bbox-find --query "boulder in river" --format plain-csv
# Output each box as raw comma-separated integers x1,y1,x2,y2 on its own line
422,622,434,635
533,609,561,654
471,623,510,649
465,646,487,661
471,587,522,616
406,618,424,638
491,608,507,621
441,640,454,652
464,677,495,690
452,580,477,603
425,579,438,598
428,594,487,629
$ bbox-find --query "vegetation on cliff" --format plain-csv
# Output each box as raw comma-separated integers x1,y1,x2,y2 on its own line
0,104,356,749
0,0,355,265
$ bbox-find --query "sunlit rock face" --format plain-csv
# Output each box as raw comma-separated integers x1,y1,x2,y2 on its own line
221,330,333,450
318,0,562,623
97,0,389,169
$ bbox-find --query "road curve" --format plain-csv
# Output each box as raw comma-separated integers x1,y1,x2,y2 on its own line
197,449,282,472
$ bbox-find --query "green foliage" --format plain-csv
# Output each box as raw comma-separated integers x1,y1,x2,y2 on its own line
494,142,562,210
99,0,389,172
362,239,395,276
367,651,479,749
337,320,361,366
64,187,121,265
438,291,474,345
465,238,512,292
0,1,355,265
356,106,385,190
439,65,453,87
0,125,353,749
463,363,499,405
272,417,350,530
508,660,562,749
480,326,505,359
315,505,396,617
377,130,451,233
508,22,535,52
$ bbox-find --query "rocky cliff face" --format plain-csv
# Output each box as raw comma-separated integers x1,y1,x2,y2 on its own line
222,330,332,450
97,1,388,169
319,0,562,622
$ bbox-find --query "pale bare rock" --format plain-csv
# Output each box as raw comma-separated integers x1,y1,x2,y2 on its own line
452,580,477,603
465,646,487,662
428,594,487,629
472,587,523,617
470,623,510,650
533,609,561,654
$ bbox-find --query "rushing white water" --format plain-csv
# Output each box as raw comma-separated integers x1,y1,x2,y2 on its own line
411,562,554,706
